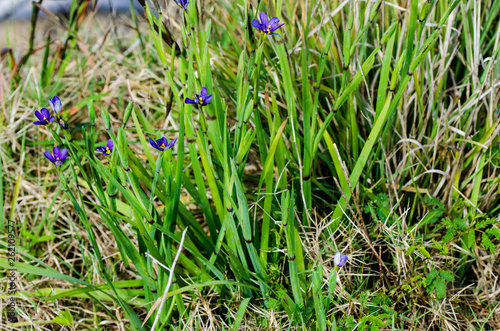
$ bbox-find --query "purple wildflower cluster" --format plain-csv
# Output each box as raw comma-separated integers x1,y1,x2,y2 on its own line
32,96,67,166
35,96,179,167
36,12,283,167
33,96,61,126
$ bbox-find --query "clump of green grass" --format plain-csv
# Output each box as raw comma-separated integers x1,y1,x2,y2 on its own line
2,0,500,330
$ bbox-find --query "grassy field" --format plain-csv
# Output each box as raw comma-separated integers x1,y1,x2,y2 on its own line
1,0,500,330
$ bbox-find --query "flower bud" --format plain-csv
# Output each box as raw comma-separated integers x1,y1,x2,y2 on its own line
122,101,133,126
334,252,348,268
48,96,62,114
59,118,69,130
101,106,111,130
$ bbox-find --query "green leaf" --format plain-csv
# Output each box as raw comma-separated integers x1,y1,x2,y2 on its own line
426,270,439,285
231,298,251,331
406,245,417,256
487,228,500,241
467,230,475,249
435,278,446,298
0,258,94,288
52,309,73,326
482,233,496,253
439,270,455,282
418,247,431,258
258,117,288,189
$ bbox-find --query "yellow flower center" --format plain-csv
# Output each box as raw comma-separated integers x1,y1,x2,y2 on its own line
43,117,47,121
198,97,203,105
160,144,165,149
56,157,60,160
106,147,110,153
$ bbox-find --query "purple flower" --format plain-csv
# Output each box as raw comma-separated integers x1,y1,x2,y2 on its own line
48,96,62,114
334,252,348,268
95,139,114,156
252,12,284,37
174,0,189,9
33,108,55,126
44,146,68,166
185,87,213,107
149,135,178,152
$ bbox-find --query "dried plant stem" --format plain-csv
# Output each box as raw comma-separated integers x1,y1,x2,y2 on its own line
150,228,188,330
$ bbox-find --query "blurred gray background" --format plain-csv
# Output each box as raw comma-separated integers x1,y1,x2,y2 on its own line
0,0,144,20
0,0,167,49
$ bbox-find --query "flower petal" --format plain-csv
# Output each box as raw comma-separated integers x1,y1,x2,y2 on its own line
48,115,55,122
185,98,197,105
49,96,62,114
95,147,105,154
340,255,348,266
53,146,60,159
270,23,285,33
200,87,207,99
166,138,178,150
107,139,114,150
204,94,213,105
35,110,44,121
44,151,55,164
251,19,263,30
149,137,159,150
41,107,51,119
33,121,44,125
268,17,280,29
159,136,169,147
259,12,268,26
59,148,68,162
334,252,348,267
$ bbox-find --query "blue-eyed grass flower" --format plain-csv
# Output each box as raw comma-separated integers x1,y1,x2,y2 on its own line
185,87,213,107
95,139,114,156
44,146,68,166
33,108,55,126
252,12,284,37
149,135,177,152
